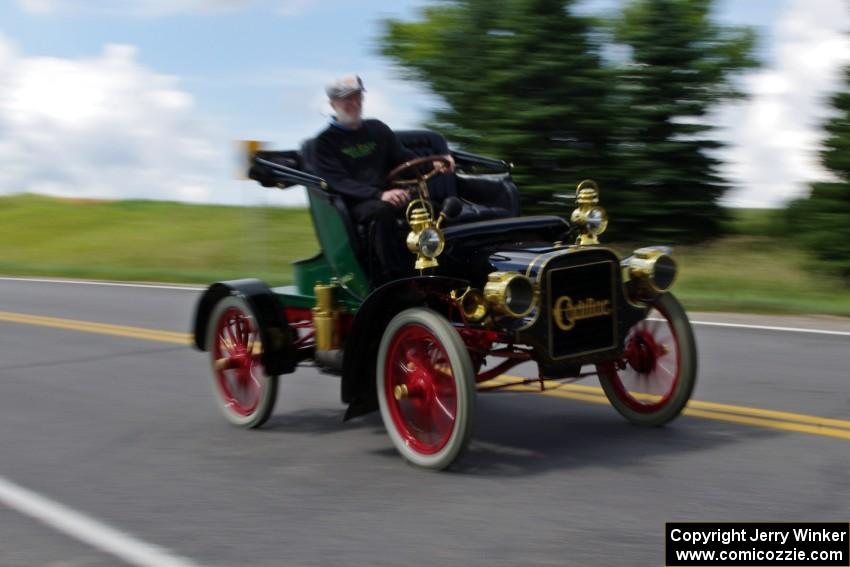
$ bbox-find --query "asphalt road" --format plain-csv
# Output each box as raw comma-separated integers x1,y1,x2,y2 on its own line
1,277,849,567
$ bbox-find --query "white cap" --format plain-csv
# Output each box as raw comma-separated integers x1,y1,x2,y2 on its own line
325,74,365,99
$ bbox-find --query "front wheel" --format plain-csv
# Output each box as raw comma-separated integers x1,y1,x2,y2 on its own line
597,293,697,426
377,308,476,470
206,295,278,428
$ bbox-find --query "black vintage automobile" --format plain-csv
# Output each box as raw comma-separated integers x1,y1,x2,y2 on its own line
192,130,697,470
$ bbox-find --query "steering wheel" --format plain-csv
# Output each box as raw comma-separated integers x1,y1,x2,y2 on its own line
386,154,453,191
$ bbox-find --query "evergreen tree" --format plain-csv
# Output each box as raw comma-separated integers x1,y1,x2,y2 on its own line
610,0,757,241
380,0,614,214
787,67,850,278
380,0,757,240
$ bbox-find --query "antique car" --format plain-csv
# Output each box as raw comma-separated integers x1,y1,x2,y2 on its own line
191,130,697,470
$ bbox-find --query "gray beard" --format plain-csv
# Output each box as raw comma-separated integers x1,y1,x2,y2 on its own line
335,110,362,128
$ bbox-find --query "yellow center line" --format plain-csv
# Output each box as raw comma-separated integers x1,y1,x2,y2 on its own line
0,310,191,345
682,408,850,441
2,309,849,441
491,376,850,441
496,377,850,431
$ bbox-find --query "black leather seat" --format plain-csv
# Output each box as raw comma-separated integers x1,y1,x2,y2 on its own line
297,131,523,278
300,139,369,261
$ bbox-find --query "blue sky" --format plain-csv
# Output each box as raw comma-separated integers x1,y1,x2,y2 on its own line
0,0,847,207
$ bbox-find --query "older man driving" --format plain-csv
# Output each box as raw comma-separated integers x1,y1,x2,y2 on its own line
312,74,453,282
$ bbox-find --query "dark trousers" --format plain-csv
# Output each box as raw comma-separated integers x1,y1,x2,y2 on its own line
351,200,411,284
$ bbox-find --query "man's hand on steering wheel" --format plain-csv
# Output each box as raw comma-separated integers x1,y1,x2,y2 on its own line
385,154,454,206
381,188,411,208
433,154,455,174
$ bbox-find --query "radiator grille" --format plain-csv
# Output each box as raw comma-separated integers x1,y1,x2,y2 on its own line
545,259,617,359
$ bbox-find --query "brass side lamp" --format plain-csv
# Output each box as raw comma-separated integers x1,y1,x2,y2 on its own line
570,179,608,246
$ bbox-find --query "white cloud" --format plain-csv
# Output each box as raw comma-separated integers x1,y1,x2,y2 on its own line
0,37,432,208
16,0,318,17
715,0,850,208
0,34,307,206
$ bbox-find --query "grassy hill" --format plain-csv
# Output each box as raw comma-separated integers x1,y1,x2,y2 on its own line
0,194,318,284
1,195,848,316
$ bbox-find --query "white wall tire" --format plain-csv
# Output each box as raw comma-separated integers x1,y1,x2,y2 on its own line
597,292,697,427
206,295,278,428
377,308,476,470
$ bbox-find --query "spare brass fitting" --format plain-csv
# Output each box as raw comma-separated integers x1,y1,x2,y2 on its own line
312,282,339,352
450,287,489,323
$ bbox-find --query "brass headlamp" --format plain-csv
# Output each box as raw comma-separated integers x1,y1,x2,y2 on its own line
405,199,448,271
483,271,536,318
570,179,608,246
625,247,677,298
390,156,455,272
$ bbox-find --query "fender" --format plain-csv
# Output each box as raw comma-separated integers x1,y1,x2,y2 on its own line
192,279,298,376
341,275,470,420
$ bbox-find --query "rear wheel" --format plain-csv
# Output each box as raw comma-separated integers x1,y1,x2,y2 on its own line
377,308,475,470
597,293,696,426
206,296,278,428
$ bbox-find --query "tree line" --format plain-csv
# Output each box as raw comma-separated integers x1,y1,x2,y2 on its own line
379,0,849,279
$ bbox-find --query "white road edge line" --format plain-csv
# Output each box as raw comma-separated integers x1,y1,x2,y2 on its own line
0,475,203,567
0,277,203,291
689,320,850,337
2,276,848,337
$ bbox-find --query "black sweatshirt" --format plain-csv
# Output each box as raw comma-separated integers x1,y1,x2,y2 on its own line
313,119,416,203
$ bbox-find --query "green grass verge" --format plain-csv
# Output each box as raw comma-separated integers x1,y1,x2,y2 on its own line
0,194,318,286
2,195,848,316
672,236,850,316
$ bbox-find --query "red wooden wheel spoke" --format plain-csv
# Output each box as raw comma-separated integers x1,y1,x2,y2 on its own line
645,318,661,335
395,359,412,377
241,318,252,347
229,318,239,344
656,360,675,379
233,317,242,346
406,344,431,373
432,393,455,423
218,330,235,356
432,367,456,398
225,320,240,349
425,407,444,446
233,321,242,341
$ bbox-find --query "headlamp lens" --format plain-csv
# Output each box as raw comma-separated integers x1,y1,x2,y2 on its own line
586,207,608,234
418,228,443,258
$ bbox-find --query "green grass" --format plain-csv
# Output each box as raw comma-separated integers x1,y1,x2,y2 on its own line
720,207,786,237
0,194,318,285
672,236,850,316
2,194,848,316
